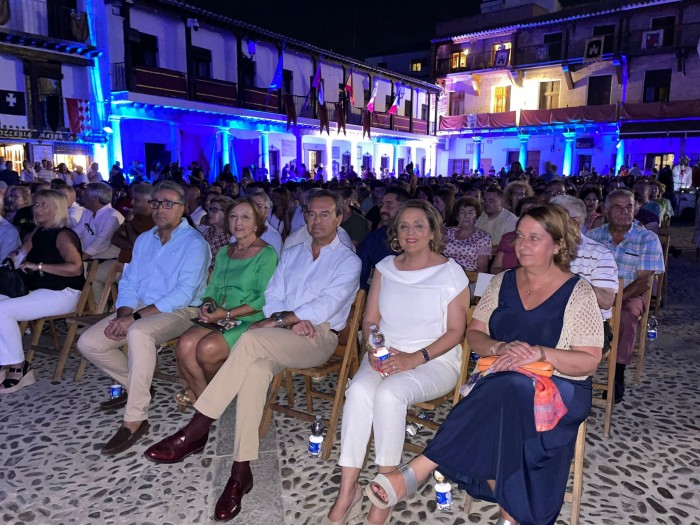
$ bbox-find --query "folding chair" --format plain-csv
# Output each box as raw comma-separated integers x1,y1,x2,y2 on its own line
403,306,475,455
19,260,100,381
650,233,670,318
259,289,366,461
632,279,655,384
591,278,623,438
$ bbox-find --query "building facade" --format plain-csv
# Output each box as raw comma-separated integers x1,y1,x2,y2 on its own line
0,0,105,174
97,0,441,181
433,0,700,180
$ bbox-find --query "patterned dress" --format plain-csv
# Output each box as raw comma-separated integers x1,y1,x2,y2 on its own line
442,227,492,271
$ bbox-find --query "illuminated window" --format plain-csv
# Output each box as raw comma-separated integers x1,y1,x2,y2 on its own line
410,60,423,72
451,52,467,70
539,81,560,110
493,86,511,113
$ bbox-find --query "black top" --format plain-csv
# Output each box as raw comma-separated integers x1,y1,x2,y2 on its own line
25,227,85,291
12,206,35,241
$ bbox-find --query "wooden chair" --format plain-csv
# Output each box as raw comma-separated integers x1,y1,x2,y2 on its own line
591,278,623,438
259,289,366,460
19,260,100,381
650,233,670,318
403,306,475,454
463,420,588,525
632,281,655,384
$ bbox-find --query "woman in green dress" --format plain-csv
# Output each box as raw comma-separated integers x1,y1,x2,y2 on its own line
173,197,278,410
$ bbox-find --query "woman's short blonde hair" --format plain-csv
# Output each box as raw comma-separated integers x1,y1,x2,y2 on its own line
388,199,444,253
518,204,580,271
504,181,534,209
34,189,70,229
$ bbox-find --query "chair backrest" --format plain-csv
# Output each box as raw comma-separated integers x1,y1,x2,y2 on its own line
608,278,624,359
330,289,366,360
73,260,100,317
95,261,124,314
452,305,475,405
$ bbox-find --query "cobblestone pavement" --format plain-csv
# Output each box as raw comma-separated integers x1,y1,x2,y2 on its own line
1,225,698,525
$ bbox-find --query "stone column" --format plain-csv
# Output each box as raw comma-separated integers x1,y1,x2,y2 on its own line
518,134,529,169
562,132,576,177
107,116,123,169
615,138,625,175
473,136,482,175
260,131,269,180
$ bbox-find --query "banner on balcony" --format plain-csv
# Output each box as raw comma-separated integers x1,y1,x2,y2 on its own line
0,0,10,26
65,98,92,135
318,103,330,135
362,109,371,139
583,37,604,63
0,90,25,116
335,103,346,135
70,10,90,43
284,94,297,130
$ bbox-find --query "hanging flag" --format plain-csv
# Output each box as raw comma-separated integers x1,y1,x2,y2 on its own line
65,98,91,135
366,82,377,113
318,80,325,105
319,103,329,135
344,70,354,106
335,103,346,135
269,51,284,90
387,84,403,116
311,63,321,90
284,93,297,130
362,109,371,139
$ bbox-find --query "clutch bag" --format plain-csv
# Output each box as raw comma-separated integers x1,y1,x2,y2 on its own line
476,355,554,377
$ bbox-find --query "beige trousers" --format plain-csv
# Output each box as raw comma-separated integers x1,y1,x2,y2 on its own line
77,307,198,422
194,323,338,462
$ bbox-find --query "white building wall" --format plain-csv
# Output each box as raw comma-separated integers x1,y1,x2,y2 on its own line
284,51,314,96
107,12,125,64
321,62,344,103
130,9,186,71
61,65,91,99
191,27,234,82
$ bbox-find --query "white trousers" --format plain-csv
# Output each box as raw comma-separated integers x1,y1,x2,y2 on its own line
338,353,459,468
0,288,81,365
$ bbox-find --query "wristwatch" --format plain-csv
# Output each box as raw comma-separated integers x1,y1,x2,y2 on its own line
132,311,142,321
274,312,285,328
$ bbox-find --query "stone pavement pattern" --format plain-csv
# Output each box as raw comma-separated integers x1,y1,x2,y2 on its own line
1,225,699,525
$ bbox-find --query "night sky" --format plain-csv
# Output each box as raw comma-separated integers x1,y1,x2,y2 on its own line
189,0,597,59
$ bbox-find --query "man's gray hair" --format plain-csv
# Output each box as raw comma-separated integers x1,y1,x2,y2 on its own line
154,180,185,202
132,183,154,198
85,182,113,205
308,189,343,217
605,188,635,208
550,195,586,220
247,187,272,209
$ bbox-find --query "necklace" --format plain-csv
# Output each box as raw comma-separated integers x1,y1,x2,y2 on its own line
523,272,547,296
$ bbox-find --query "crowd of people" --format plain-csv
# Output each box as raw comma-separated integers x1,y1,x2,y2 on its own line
0,156,674,524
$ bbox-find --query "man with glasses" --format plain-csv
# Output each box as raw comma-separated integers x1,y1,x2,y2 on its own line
145,189,360,522
544,179,567,202
78,181,211,455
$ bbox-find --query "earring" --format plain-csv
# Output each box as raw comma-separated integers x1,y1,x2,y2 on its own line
554,250,558,255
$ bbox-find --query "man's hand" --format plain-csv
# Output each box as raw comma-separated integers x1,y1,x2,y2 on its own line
104,316,135,341
290,320,316,338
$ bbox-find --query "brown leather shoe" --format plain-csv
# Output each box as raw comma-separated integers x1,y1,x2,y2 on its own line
214,463,254,522
100,386,156,410
144,429,208,464
101,422,150,455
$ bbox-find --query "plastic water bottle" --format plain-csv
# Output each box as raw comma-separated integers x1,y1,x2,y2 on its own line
433,470,453,512
406,412,429,437
368,324,390,374
647,315,658,341
308,415,325,457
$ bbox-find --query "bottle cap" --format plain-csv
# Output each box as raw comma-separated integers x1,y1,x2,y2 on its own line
433,470,445,483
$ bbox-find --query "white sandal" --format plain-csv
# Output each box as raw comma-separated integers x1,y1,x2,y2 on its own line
364,464,418,510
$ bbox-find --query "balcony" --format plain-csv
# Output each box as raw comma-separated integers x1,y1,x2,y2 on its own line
436,50,511,75
28,93,65,131
0,0,97,57
194,78,238,107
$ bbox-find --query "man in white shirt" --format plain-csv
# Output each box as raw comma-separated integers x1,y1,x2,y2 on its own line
248,190,282,256
185,186,206,226
87,162,103,183
551,195,619,350
78,181,211,455
145,189,361,522
37,160,55,182
475,185,518,249
0,198,20,261
74,182,124,261
72,166,89,186
57,185,84,227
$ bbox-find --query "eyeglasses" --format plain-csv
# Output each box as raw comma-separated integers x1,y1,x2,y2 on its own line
208,207,224,213
253,202,269,210
547,190,566,197
148,200,183,209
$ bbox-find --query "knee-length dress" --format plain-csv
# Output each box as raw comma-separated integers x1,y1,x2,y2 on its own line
424,270,603,525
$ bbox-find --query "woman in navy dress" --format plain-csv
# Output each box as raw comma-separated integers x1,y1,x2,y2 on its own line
365,204,604,525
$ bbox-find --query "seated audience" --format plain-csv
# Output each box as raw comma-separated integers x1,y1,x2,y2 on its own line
587,189,664,402
491,196,539,274
579,187,604,233
77,181,211,455
200,195,234,270
0,190,85,394
475,185,517,251
186,186,206,227
74,182,124,261
0,197,21,261
432,187,455,225
339,187,369,247
248,189,282,257
144,190,361,522
443,197,491,272
173,198,277,409
56,185,84,227
364,204,603,525
6,185,35,241
503,180,533,213
325,200,469,525
269,186,292,239
110,183,156,265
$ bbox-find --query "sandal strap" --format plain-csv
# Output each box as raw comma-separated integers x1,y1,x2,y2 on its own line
399,464,418,497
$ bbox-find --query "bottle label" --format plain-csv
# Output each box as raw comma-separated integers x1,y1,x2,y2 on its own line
109,384,123,399
436,490,453,506
309,436,323,456
647,331,657,340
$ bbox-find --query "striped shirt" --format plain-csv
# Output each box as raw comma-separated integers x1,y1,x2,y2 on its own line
569,235,619,320
587,223,665,290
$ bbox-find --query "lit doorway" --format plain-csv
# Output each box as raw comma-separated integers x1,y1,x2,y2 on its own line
644,153,674,172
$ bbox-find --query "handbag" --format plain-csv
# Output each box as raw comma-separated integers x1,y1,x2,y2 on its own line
191,317,242,333
476,355,554,377
0,259,28,298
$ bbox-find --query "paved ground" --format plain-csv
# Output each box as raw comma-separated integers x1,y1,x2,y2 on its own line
1,224,699,525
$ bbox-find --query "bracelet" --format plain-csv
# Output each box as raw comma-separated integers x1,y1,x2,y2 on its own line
226,310,232,322
537,345,546,361
38,262,44,276
419,348,430,362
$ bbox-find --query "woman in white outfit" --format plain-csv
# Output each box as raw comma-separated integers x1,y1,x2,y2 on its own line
323,200,470,525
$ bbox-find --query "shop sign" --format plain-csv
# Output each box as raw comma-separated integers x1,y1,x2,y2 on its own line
0,128,76,141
